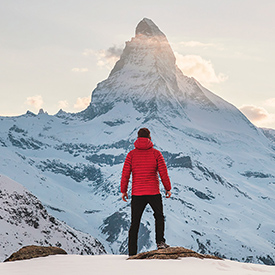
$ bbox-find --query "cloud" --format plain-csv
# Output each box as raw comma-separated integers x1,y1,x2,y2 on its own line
25,95,43,110
239,105,275,128
58,100,69,110
175,53,228,85
73,97,90,110
83,45,123,70
239,105,269,121
71,68,89,72
104,46,123,59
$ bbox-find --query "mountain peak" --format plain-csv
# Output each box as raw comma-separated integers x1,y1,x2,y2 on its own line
82,18,246,131
82,17,180,120
135,18,165,37
106,18,175,82
38,108,45,115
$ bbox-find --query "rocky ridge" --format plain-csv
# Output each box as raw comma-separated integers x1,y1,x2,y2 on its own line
4,245,67,262
128,246,222,260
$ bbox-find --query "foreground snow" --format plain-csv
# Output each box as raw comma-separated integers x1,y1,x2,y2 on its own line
0,255,274,275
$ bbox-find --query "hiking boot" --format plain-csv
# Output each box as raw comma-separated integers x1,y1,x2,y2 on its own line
157,241,170,250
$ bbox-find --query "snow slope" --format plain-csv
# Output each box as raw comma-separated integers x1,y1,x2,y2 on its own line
0,174,106,262
0,255,274,275
0,18,275,264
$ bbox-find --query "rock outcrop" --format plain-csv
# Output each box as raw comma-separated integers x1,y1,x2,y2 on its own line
128,246,222,260
4,245,67,262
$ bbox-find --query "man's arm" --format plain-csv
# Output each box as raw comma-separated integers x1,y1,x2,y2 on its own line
156,151,172,194
122,192,128,202
120,152,132,201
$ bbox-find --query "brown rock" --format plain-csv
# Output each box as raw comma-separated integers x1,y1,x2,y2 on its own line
128,246,222,260
4,245,67,262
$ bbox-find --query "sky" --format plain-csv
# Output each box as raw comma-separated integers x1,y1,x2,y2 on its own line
1,0,275,129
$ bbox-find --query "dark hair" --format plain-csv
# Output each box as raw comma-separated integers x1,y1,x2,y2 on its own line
138,128,151,139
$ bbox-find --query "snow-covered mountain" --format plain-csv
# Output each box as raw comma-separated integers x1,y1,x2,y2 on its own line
0,18,274,264
0,174,106,262
261,128,275,144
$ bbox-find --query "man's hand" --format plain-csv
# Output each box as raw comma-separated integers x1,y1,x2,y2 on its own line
165,190,172,198
122,192,128,202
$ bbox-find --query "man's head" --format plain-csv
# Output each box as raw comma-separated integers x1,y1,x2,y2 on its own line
138,128,151,140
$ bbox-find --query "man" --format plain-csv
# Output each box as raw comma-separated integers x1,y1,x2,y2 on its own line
120,128,172,256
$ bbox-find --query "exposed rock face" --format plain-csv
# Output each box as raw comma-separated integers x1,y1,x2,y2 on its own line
4,245,67,262
128,246,222,260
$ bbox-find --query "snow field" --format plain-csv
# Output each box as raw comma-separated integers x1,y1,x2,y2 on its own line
0,255,274,275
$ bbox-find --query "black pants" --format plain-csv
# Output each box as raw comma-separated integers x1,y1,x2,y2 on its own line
128,194,165,256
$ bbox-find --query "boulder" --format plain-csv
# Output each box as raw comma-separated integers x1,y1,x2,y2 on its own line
4,245,67,262
128,246,222,260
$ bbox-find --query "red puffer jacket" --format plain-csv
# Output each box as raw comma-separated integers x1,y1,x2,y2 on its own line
120,137,171,196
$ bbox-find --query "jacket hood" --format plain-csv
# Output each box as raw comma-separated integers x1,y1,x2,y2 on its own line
134,137,153,150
